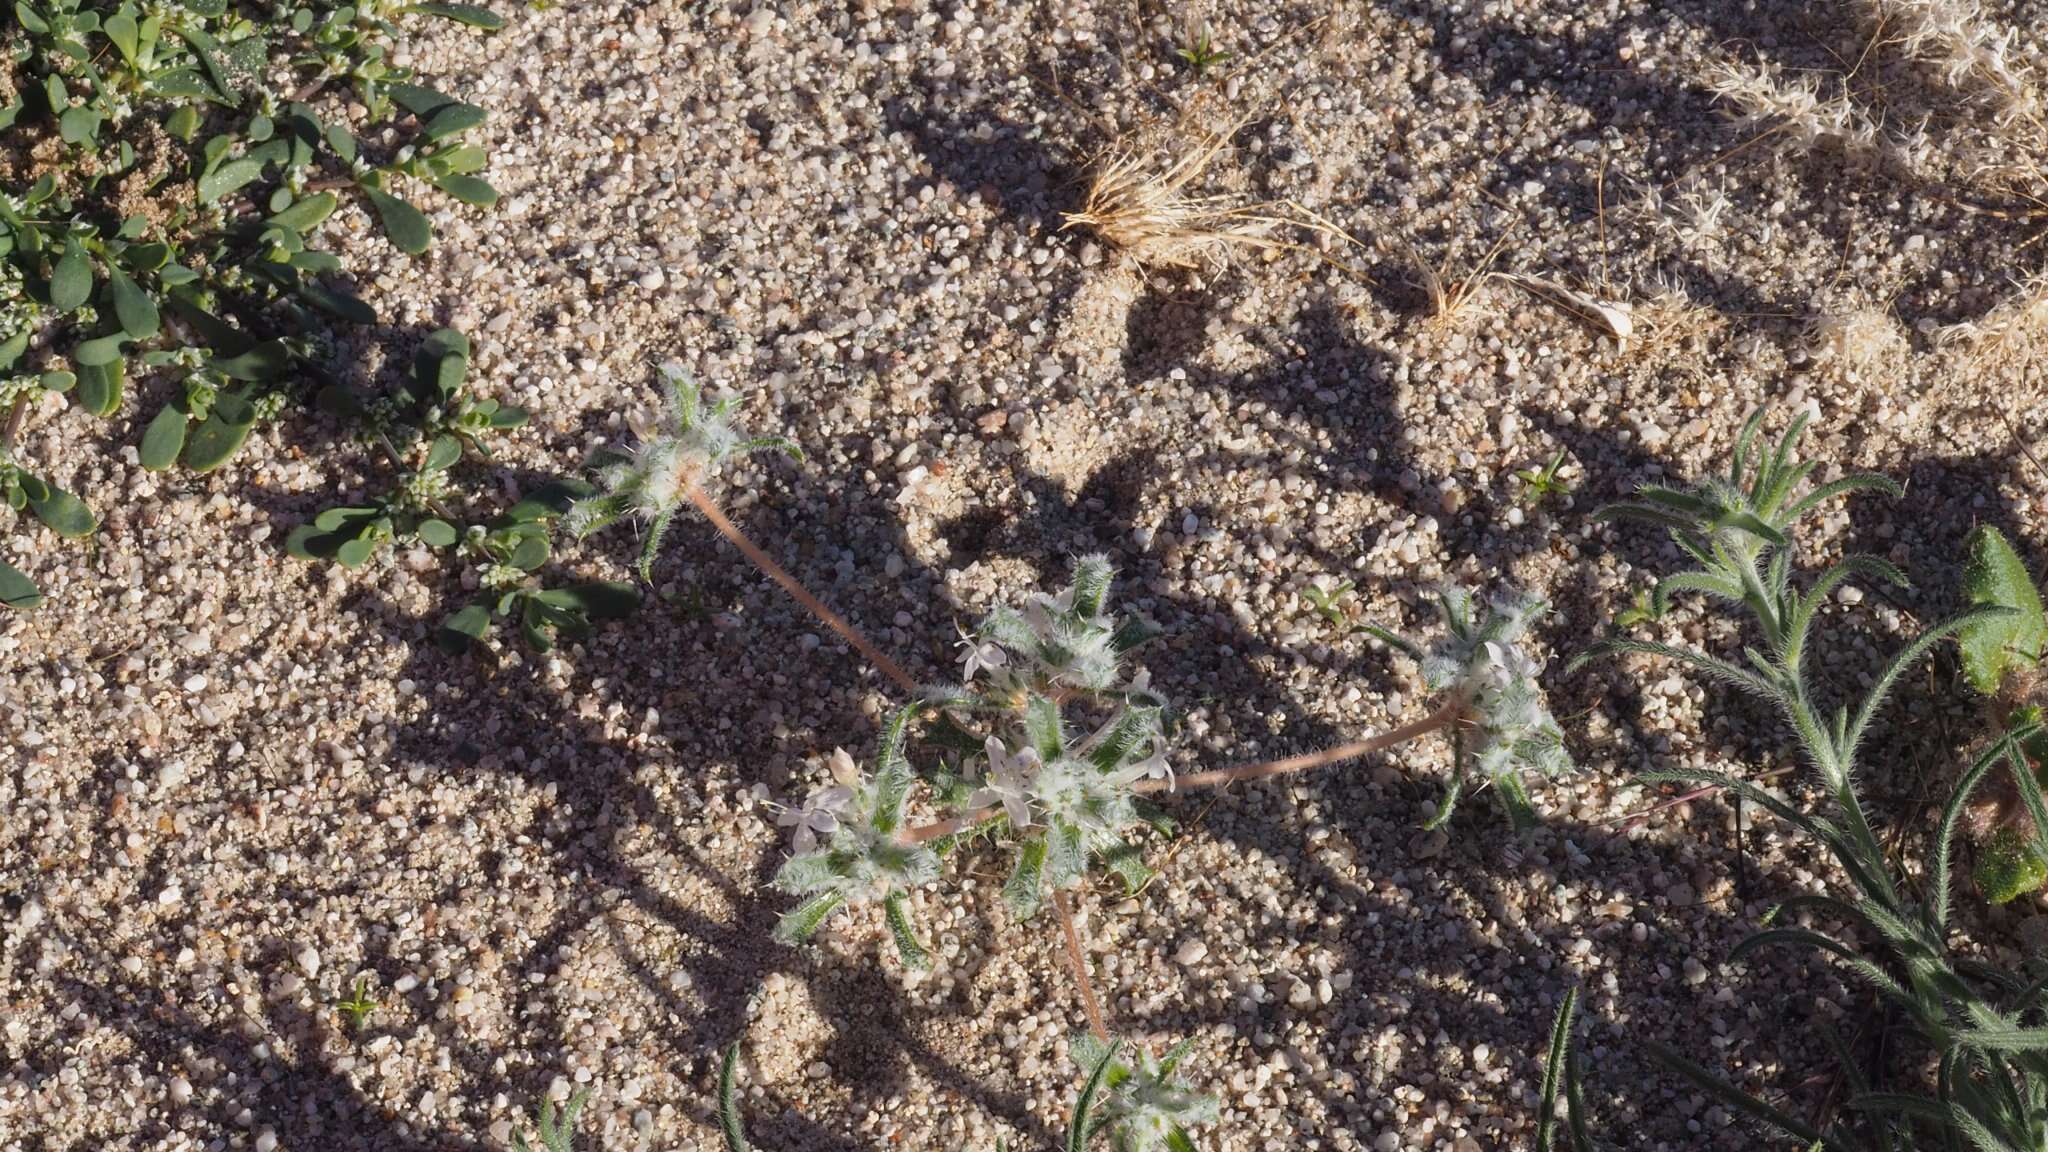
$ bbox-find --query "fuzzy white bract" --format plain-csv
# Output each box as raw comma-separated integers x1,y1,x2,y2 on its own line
1070,1034,1221,1152
565,362,799,580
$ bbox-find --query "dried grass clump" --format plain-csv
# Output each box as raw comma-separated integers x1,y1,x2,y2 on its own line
1062,119,1286,270
1063,118,1370,274
1406,230,1513,330
1937,273,2048,364
1867,0,2033,113
1804,307,1910,378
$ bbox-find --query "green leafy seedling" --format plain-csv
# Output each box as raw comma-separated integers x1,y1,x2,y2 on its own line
1173,23,1230,76
335,976,380,1032
1302,579,1355,629
1516,450,1573,507
512,1088,590,1152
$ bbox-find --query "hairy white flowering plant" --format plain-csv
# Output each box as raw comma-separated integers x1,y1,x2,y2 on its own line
1069,1035,1220,1152
769,557,1173,972
1392,588,1574,829
566,362,801,580
770,706,942,968
920,555,1175,918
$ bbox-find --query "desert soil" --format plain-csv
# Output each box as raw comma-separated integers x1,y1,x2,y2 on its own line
7,1,2048,1149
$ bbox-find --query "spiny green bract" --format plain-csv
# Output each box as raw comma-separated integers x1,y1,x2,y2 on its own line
565,362,800,581
934,555,1171,918
1379,587,1572,830
1068,1034,1219,1152
771,706,942,968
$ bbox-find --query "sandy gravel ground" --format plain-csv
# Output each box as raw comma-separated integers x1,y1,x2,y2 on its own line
8,1,2048,1149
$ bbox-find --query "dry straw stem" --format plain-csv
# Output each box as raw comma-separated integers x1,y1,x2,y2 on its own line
1408,226,1515,329
1062,116,1371,275
1501,273,1634,345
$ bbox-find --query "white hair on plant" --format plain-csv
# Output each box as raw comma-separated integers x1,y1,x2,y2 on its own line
1069,1034,1220,1152
566,361,799,581
1381,586,1573,829
771,708,942,968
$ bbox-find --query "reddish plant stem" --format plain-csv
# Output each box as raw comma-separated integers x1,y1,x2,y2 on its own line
1053,887,1109,1042
898,697,1469,842
685,480,916,693
1133,695,1467,793
1,397,27,453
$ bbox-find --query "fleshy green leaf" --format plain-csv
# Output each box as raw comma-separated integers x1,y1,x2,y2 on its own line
404,2,508,29
364,186,432,254
182,404,255,472
29,485,96,538
436,603,492,653
421,101,486,141
198,156,266,203
432,173,499,206
105,266,160,338
139,403,189,470
416,518,458,547
74,360,123,417
50,244,91,311
0,560,40,610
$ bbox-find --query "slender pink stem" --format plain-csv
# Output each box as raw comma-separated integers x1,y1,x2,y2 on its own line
904,810,986,844
1137,696,1467,793
1053,888,1109,1042
685,481,917,693
898,697,1466,842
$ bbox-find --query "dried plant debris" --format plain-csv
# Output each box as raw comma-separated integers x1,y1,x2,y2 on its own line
1502,274,1634,345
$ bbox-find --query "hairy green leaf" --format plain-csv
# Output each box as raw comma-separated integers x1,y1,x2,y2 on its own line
1959,526,2046,695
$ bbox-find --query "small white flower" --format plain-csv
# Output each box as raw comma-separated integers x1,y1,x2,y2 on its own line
956,626,1007,683
777,759,857,854
1127,740,1173,790
970,737,1041,830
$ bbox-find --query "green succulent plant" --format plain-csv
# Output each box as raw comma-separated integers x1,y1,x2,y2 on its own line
0,0,504,607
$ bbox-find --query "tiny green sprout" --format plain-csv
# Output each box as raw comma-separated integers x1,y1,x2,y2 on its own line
1613,588,1660,630
1173,23,1230,77
565,362,801,582
335,976,379,1032
513,1088,590,1152
1302,579,1355,629
1068,1034,1219,1152
1515,450,1573,506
